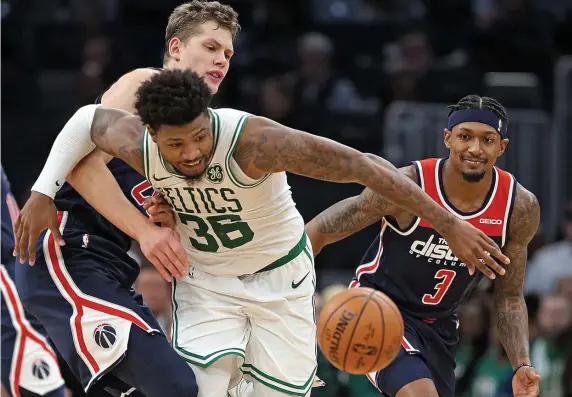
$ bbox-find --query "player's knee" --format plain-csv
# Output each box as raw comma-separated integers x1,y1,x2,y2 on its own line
395,379,438,397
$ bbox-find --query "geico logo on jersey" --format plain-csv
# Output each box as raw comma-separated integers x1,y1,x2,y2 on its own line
409,234,465,266
479,218,502,225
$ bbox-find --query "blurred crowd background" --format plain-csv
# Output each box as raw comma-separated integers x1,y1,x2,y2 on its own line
2,0,571,396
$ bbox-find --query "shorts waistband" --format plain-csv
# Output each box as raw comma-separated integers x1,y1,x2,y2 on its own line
255,233,308,274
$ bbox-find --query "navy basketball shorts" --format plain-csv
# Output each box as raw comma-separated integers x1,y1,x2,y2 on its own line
366,313,458,397
1,263,66,397
14,211,191,394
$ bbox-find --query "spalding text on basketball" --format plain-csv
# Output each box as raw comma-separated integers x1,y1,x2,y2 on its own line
326,310,356,364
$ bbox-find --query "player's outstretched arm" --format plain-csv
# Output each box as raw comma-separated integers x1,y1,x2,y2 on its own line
305,166,414,256
493,184,541,397
235,116,509,279
15,104,187,280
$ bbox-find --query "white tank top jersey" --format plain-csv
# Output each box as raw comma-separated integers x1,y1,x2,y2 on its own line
142,108,306,277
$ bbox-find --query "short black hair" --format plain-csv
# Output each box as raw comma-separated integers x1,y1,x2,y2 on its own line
447,94,509,128
135,69,212,131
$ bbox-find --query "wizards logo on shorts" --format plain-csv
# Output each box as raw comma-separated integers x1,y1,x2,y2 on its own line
93,323,117,348
32,359,51,380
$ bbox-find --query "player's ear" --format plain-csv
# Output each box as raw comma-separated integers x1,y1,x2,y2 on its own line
444,128,452,149
498,138,509,156
168,37,182,61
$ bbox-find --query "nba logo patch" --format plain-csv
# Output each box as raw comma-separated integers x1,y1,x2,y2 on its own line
82,234,90,249
206,164,224,184
498,119,502,132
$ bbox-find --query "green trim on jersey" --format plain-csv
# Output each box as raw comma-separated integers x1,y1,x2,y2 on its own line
225,114,272,188
255,233,307,273
142,129,150,180
170,280,245,368
156,109,220,178
241,363,317,396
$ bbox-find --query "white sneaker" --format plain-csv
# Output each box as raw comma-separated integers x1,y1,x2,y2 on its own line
312,375,326,387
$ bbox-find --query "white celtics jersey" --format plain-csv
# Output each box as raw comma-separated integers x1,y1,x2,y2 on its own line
142,108,306,277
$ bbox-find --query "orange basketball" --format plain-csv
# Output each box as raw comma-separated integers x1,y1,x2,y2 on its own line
317,287,404,375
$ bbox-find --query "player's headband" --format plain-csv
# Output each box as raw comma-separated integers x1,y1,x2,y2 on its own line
447,109,508,139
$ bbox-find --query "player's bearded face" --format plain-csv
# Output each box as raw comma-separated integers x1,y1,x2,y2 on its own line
172,21,233,94
151,112,214,182
445,122,508,183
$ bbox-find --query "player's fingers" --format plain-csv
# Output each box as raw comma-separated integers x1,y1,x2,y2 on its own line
466,262,476,276
143,197,153,210
28,229,43,265
524,368,541,381
154,249,183,280
152,194,168,205
163,244,187,277
50,225,65,247
16,224,31,264
478,248,506,276
148,253,172,282
472,254,496,279
168,238,188,273
13,217,22,257
481,235,510,265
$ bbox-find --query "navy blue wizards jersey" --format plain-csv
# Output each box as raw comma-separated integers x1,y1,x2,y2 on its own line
1,167,19,264
54,160,153,252
352,158,517,320
52,83,155,254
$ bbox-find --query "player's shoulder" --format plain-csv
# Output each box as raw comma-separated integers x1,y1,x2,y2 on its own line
117,68,160,84
100,68,160,106
399,164,418,183
508,182,540,239
210,107,251,121
512,183,539,216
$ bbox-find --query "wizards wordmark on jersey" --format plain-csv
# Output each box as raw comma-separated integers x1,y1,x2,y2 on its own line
352,158,517,320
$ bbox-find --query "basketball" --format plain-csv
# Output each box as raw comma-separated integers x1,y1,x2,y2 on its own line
317,287,404,374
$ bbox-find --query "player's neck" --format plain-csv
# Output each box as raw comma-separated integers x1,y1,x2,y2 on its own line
442,158,494,203
163,60,175,70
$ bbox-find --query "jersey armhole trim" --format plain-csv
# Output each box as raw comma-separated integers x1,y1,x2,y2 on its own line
501,174,517,247
142,129,149,180
225,115,271,189
208,109,221,154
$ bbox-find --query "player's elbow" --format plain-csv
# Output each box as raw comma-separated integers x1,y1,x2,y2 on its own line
355,153,399,186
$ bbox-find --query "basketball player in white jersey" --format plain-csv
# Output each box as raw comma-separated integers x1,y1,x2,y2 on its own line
20,70,509,396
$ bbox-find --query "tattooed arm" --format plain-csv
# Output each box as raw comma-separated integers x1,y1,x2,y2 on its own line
304,165,415,256
88,107,146,174
234,116,509,277
493,184,540,369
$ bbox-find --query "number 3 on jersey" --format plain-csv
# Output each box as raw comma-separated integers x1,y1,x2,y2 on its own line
177,213,254,252
422,269,456,305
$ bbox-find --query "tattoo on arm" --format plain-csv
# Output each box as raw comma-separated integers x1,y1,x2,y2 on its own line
235,116,456,234
312,166,415,243
90,108,145,176
493,184,540,368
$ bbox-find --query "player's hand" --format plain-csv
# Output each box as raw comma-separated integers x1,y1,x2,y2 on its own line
512,366,540,397
143,194,176,228
444,219,510,279
13,191,65,265
137,224,188,282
